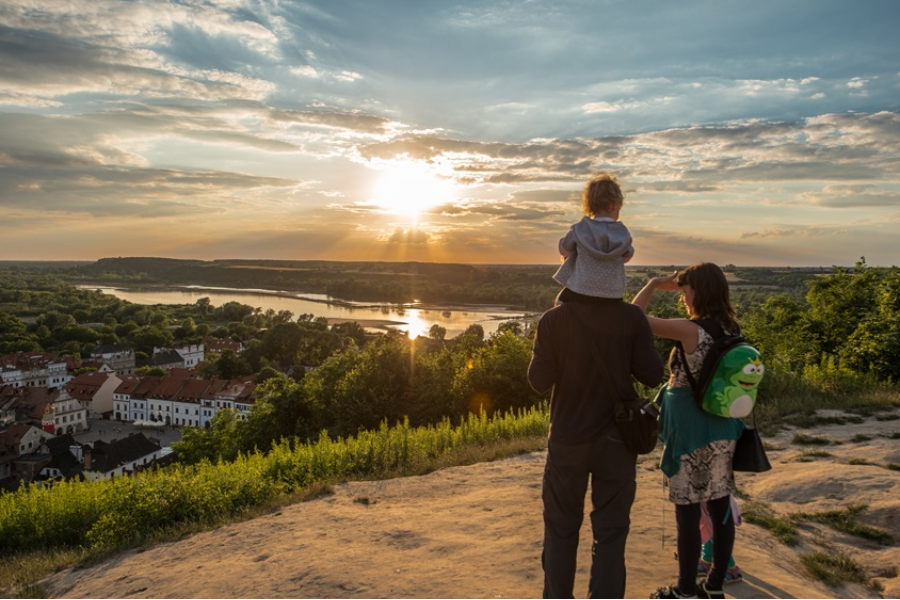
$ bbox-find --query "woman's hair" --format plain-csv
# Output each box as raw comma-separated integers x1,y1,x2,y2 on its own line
676,262,739,331
581,173,624,217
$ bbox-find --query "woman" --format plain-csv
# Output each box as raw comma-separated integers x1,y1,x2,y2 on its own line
632,263,745,600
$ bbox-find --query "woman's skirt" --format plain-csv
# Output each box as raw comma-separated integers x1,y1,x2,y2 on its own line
668,438,737,505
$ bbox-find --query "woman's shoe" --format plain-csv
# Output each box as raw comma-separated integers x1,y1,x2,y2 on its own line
650,585,698,599
698,580,725,600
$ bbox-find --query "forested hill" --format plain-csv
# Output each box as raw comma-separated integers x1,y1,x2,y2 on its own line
65,257,830,311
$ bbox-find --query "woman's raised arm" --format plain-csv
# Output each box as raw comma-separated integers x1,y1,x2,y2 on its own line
632,273,700,351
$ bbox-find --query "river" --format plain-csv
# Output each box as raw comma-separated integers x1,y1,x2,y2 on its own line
83,285,533,339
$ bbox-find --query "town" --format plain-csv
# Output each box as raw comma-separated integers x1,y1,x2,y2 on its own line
0,340,254,488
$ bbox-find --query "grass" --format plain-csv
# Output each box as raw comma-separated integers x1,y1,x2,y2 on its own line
744,501,893,548
846,458,875,466
753,370,900,434
801,551,868,587
797,450,832,462
741,500,800,546
850,434,872,442
792,505,892,545
0,406,550,597
792,432,831,445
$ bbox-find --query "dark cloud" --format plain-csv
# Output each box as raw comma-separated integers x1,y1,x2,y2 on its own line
806,192,900,208
387,227,430,244
0,27,268,101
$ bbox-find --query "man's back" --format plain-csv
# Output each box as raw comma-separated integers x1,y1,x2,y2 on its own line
528,296,663,444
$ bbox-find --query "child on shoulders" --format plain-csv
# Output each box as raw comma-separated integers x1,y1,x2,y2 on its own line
554,173,633,302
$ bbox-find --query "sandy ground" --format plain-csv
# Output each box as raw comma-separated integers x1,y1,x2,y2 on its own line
44,408,900,599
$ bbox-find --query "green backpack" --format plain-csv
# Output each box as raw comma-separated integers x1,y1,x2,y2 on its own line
677,319,765,418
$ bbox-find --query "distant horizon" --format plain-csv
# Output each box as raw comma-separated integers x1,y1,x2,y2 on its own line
0,256,885,269
1,1,899,265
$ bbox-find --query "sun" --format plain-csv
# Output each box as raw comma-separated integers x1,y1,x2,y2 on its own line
369,160,454,220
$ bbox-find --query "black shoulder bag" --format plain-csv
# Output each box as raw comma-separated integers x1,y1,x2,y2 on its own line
732,413,772,472
572,310,659,454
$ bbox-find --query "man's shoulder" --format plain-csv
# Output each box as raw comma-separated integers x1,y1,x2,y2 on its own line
540,299,644,320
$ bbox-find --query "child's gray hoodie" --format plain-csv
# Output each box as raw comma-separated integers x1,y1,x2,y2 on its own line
553,217,634,298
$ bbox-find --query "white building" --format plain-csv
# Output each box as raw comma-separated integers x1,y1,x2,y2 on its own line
90,344,136,375
83,433,162,481
0,352,70,389
111,375,256,428
152,344,205,369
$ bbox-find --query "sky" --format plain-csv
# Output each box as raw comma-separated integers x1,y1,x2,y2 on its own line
1,0,899,267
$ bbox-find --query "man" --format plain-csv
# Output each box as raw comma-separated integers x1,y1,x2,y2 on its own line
528,288,663,598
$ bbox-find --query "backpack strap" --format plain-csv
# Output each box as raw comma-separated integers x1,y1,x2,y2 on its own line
675,319,724,398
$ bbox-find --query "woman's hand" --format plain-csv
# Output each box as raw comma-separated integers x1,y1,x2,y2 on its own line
633,271,676,312
651,271,680,292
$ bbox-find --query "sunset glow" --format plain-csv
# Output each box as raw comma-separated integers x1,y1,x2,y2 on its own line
1,1,898,266
370,161,455,221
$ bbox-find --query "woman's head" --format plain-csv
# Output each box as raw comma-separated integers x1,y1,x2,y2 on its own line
581,173,624,217
675,262,738,328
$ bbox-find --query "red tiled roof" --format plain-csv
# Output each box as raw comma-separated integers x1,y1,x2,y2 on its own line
0,352,65,370
130,376,163,399
175,379,211,403
0,422,34,447
150,376,189,400
113,375,142,395
167,367,198,379
64,371,113,401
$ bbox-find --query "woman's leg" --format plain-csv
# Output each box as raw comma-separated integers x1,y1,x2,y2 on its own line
674,503,702,595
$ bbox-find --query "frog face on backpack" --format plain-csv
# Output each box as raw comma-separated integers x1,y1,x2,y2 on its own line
728,353,764,391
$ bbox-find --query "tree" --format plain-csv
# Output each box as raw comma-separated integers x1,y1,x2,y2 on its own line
255,365,284,385
428,324,447,341
451,330,541,416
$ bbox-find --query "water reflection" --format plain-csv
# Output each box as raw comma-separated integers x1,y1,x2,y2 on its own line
84,286,529,338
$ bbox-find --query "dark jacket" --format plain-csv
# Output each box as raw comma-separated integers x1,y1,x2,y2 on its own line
528,295,664,445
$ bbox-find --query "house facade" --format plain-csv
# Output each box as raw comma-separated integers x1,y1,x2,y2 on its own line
90,344,136,375
112,375,256,427
0,352,71,389
64,371,122,417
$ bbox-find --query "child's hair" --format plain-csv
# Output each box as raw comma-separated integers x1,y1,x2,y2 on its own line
581,173,624,217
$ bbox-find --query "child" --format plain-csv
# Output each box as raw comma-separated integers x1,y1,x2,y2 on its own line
554,173,633,303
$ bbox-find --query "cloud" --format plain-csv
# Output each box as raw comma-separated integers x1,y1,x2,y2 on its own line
290,65,319,78
356,111,900,190
0,112,301,218
0,28,274,102
334,70,362,82
387,227,430,244
801,185,900,208
740,226,844,240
